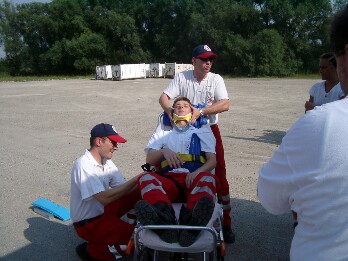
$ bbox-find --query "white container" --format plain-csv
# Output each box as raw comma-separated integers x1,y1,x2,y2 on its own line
149,63,165,78
164,63,193,78
97,65,112,80
95,66,103,80
144,63,150,78
111,64,147,81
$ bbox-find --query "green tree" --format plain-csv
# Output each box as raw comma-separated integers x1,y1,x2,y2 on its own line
219,33,253,76
0,0,337,76
255,0,332,73
0,1,25,75
251,29,291,76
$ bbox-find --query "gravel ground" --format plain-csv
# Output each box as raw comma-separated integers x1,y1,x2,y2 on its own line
0,77,317,261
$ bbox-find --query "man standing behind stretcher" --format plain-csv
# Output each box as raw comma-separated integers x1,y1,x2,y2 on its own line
135,96,217,247
158,44,235,243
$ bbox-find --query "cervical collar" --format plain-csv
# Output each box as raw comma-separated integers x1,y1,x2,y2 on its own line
173,113,192,124
173,113,192,133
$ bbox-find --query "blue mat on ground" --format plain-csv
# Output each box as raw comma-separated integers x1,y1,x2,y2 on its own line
32,197,70,221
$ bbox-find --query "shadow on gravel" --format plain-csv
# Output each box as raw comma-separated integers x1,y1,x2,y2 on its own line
230,198,292,261
2,199,292,261
226,129,286,145
2,216,81,261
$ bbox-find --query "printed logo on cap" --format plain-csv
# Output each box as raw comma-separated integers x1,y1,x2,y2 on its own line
204,45,211,52
112,125,118,134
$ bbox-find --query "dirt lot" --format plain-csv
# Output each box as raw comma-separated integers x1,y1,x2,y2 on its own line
0,77,316,260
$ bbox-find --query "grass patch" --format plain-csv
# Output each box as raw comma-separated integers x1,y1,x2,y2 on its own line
222,73,320,80
0,74,95,82
286,74,319,79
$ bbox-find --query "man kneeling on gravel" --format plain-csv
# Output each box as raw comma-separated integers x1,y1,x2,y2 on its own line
134,96,217,247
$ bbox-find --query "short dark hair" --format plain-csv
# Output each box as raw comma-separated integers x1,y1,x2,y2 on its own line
329,5,348,56
90,136,98,147
173,96,192,107
320,53,337,68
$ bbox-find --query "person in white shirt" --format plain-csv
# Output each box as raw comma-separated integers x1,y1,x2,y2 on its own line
135,96,217,247
304,53,343,112
158,44,235,243
70,123,141,261
258,5,348,260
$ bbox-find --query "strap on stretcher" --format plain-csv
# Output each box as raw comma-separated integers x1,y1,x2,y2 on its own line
160,153,206,169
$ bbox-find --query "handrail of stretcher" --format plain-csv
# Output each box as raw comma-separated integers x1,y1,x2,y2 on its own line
134,224,219,257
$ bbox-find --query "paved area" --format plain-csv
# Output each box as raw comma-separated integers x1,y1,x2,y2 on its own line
0,77,316,260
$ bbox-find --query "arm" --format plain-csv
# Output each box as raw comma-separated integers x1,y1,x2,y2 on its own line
191,99,230,124
93,175,138,206
146,147,184,169
257,113,318,215
194,152,216,173
186,152,216,187
202,98,230,114
159,93,173,121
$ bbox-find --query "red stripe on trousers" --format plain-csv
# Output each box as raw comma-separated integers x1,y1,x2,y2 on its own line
74,189,141,260
138,172,216,210
211,124,232,226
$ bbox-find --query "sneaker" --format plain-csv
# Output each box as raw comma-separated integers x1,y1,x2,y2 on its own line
75,242,103,261
222,225,235,244
178,197,214,247
134,200,178,243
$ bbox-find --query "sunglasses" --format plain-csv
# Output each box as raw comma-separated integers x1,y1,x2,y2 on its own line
196,57,214,62
101,137,118,147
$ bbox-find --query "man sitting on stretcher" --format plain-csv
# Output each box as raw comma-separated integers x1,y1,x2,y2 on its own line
134,96,217,247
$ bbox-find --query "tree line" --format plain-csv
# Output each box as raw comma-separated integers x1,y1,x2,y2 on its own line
0,0,346,77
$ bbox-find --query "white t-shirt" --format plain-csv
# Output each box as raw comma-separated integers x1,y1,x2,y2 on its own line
145,125,216,172
258,98,348,260
309,81,343,106
163,70,229,125
70,150,126,222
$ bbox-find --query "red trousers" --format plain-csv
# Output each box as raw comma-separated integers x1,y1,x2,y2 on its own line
211,124,232,226
138,172,216,210
74,189,141,260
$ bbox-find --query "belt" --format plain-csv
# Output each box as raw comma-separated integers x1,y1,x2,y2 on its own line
73,215,102,228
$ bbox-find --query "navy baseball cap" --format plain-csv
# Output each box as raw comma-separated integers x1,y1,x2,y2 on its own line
192,44,218,59
91,123,127,143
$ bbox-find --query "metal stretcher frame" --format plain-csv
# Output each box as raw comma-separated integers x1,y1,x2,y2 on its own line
133,202,225,261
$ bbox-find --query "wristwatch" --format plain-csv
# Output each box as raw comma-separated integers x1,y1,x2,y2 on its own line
199,109,204,118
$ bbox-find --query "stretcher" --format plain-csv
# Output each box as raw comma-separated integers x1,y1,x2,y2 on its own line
133,201,226,260
133,111,226,260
